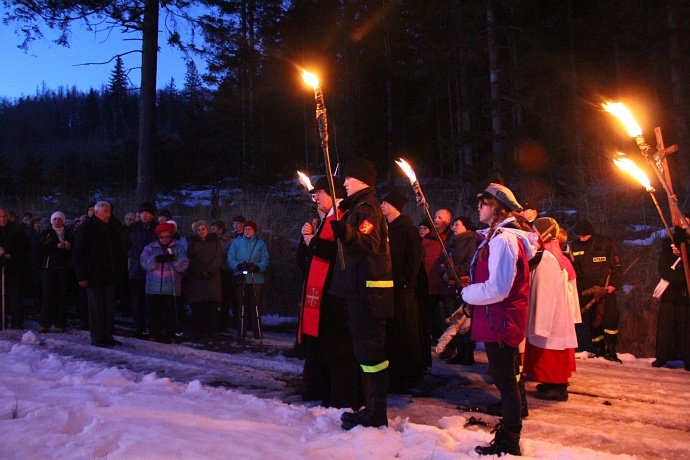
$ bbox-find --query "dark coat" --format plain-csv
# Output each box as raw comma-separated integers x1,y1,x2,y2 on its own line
301,212,361,408
385,214,428,383
329,186,394,319
73,215,126,287
186,234,223,303
0,221,29,273
123,221,157,279
437,230,477,297
571,233,622,291
659,235,689,305
35,227,74,269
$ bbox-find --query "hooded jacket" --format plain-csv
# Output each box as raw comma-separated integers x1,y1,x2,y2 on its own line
462,218,538,347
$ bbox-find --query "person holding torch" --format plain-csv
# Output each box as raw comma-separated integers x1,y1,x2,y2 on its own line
462,183,538,456
329,158,394,430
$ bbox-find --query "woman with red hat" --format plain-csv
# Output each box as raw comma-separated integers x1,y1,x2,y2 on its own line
140,223,189,343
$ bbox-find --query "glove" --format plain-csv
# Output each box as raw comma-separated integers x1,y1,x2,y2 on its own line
155,253,175,263
248,263,260,273
330,220,350,240
237,262,250,271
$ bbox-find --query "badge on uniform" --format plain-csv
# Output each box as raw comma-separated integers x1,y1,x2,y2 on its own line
358,220,374,235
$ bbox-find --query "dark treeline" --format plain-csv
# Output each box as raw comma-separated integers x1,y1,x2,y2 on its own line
1,0,689,206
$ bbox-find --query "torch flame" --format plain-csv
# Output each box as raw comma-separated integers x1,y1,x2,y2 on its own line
297,170,314,191
395,158,417,183
301,70,320,88
602,102,642,137
613,156,652,191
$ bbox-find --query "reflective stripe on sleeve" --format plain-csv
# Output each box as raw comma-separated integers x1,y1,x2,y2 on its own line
365,280,394,288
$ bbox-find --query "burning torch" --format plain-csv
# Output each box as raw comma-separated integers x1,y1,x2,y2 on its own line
301,70,344,268
613,155,674,241
396,158,463,288
604,101,690,294
603,102,688,232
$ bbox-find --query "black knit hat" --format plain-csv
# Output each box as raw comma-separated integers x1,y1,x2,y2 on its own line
455,216,476,232
382,190,408,212
574,219,595,236
139,202,156,216
310,176,345,198
344,158,377,186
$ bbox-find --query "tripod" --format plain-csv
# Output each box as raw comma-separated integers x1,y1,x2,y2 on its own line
237,271,263,344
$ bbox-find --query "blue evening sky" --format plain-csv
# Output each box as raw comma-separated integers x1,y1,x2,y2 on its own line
0,13,202,99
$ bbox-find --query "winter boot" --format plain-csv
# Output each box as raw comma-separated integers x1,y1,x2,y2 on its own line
475,423,521,456
342,369,388,430
535,383,568,401
604,336,622,363
594,339,606,358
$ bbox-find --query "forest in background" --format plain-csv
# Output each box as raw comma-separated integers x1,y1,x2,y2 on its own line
1,1,689,207
2,1,690,357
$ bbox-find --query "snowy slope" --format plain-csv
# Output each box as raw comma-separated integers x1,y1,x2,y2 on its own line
0,327,688,459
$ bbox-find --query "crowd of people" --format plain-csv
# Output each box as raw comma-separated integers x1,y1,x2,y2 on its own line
0,203,269,347
2,158,689,457
294,159,689,456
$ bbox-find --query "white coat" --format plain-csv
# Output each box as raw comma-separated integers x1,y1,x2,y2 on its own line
527,249,581,350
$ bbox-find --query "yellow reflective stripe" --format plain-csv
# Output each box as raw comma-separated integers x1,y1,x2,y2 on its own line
604,329,618,335
361,360,389,373
592,335,605,343
365,280,394,288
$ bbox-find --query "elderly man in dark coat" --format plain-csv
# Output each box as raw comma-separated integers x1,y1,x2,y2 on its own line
73,201,126,347
380,190,428,390
0,208,29,329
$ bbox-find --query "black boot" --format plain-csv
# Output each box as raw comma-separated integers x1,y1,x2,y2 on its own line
342,369,388,430
535,383,568,401
594,340,606,358
604,336,622,363
475,423,521,456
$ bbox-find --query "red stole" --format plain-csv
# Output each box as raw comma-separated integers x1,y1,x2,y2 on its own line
299,212,338,339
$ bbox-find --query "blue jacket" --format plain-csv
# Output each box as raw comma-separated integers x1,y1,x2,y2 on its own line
140,240,189,296
227,235,269,284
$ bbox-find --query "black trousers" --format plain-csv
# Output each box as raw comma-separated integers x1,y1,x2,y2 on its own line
147,294,178,338
87,283,116,344
485,341,522,430
1,268,23,328
656,300,690,362
40,267,71,329
344,298,387,368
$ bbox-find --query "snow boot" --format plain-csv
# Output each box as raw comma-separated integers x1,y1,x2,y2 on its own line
651,359,666,368
594,339,606,358
604,337,622,363
475,423,521,456
535,383,568,401
341,369,388,430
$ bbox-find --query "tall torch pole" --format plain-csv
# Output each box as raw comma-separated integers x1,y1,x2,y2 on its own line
302,70,344,268
396,158,463,288
613,156,674,241
604,102,690,294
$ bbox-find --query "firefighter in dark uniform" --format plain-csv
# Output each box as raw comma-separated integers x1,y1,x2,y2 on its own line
329,158,394,430
571,219,623,362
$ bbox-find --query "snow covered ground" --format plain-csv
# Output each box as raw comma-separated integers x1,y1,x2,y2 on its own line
0,326,688,460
